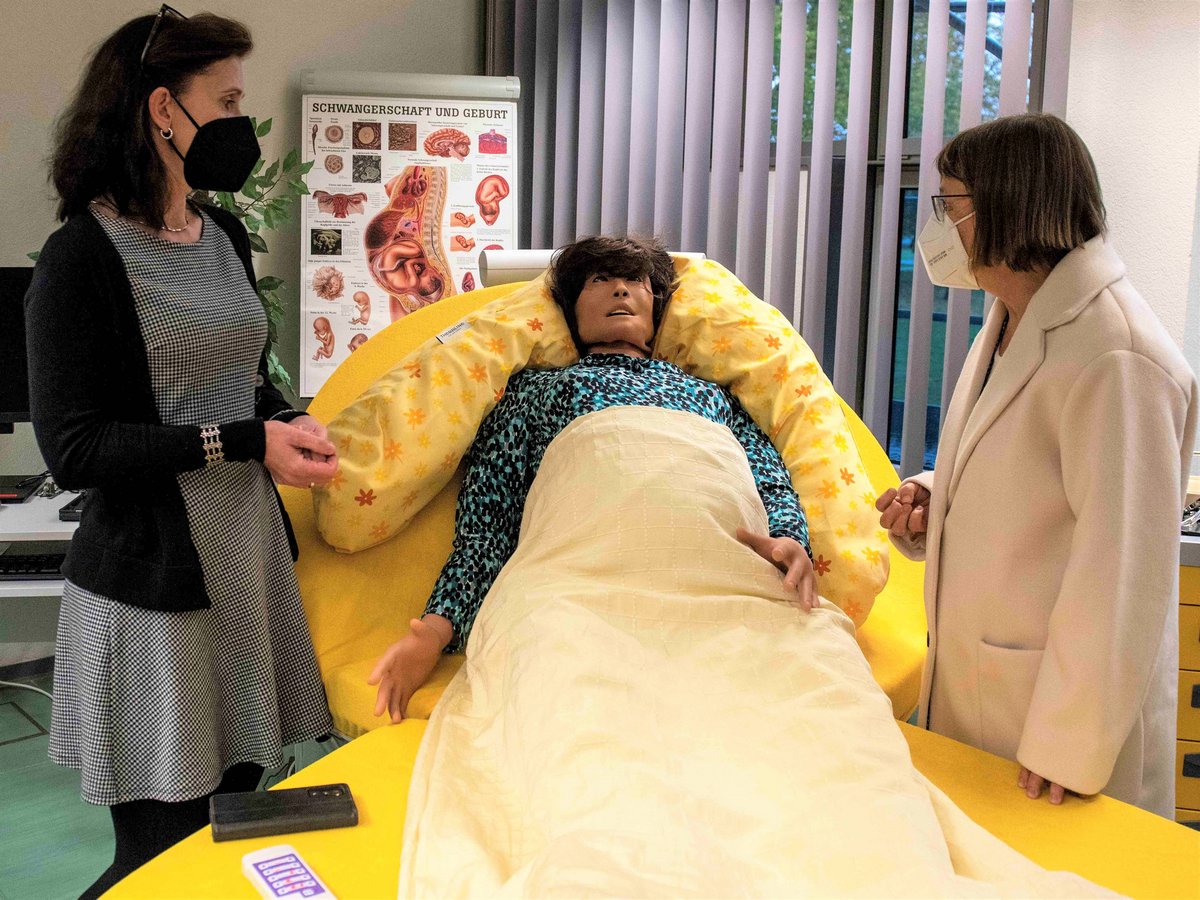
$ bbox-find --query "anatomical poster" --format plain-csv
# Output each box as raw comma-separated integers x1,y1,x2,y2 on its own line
300,93,518,396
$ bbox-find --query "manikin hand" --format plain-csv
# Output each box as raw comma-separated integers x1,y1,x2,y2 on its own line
875,481,932,539
736,528,817,612
367,615,453,723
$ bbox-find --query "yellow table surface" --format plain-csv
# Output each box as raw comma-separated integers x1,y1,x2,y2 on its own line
107,721,1200,900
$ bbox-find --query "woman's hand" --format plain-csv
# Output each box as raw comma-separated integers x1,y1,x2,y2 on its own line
1018,766,1077,805
736,528,817,612
367,615,453,723
288,413,329,442
263,420,338,487
875,482,932,538
287,414,338,469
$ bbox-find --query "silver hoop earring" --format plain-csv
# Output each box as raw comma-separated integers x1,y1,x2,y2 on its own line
160,127,174,140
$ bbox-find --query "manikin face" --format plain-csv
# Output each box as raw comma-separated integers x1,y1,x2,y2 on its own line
573,272,656,357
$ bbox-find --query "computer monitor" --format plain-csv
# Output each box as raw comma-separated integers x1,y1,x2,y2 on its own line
0,267,34,434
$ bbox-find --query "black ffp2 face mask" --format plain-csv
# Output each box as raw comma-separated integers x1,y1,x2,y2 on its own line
167,95,261,193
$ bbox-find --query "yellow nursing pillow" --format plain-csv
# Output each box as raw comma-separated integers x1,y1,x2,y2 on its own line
314,259,888,624
313,276,576,555
654,260,890,624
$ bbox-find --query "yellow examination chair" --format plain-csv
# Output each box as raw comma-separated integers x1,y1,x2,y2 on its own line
110,284,1200,899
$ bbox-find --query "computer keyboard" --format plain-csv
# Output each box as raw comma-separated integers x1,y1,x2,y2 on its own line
0,551,67,580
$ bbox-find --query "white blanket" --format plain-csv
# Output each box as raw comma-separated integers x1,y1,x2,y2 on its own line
399,407,1109,898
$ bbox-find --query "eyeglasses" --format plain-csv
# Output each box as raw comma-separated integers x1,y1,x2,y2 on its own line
931,193,972,223
140,4,187,69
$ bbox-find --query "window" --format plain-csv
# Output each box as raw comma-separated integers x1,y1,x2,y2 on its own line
761,0,1040,469
887,0,1030,467
908,0,1007,139
494,0,1060,472
770,1,853,146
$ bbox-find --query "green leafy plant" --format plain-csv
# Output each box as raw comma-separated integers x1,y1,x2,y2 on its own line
200,117,313,392
26,117,312,392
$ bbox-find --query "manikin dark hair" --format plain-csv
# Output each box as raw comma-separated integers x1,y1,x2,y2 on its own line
547,235,679,353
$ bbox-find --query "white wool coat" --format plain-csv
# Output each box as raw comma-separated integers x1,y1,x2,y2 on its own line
893,237,1197,817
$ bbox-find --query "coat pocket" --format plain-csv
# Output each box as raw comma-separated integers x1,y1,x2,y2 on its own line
977,640,1044,760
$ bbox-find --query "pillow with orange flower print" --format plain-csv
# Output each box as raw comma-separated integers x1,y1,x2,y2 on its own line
312,276,577,553
652,259,889,626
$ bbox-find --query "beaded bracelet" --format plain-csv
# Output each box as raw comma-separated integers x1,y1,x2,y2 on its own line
200,424,225,468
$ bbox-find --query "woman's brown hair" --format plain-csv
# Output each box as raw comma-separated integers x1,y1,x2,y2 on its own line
937,113,1106,273
50,11,252,229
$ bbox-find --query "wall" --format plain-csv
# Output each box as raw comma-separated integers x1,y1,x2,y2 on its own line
0,0,483,666
1064,0,1200,466
0,0,484,477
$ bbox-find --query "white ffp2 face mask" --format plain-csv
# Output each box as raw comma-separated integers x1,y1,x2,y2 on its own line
917,211,979,290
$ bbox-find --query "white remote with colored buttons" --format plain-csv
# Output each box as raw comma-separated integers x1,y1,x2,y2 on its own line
242,844,335,899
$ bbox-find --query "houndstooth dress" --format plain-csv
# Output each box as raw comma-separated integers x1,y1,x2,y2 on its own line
48,208,332,806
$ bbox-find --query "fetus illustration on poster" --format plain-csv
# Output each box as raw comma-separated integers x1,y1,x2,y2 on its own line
300,93,517,396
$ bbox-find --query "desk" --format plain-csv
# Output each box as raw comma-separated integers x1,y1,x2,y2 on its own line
0,492,77,599
0,491,78,541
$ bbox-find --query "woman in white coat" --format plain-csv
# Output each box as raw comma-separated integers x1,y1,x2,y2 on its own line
876,114,1196,817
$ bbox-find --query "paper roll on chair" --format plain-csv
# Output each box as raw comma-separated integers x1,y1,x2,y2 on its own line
477,248,706,287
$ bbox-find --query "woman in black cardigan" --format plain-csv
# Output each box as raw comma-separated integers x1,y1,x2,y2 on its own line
25,9,338,896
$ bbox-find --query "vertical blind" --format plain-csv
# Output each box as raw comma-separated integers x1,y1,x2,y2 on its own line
900,0,951,478
503,0,1059,472
860,0,911,441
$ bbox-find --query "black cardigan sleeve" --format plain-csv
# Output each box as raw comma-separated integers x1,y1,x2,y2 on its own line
26,221,266,492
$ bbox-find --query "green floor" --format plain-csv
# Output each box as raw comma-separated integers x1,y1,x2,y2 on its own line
0,673,110,899
0,672,334,899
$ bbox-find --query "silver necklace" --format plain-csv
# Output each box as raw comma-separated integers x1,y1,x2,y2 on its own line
159,212,193,233
89,199,192,232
